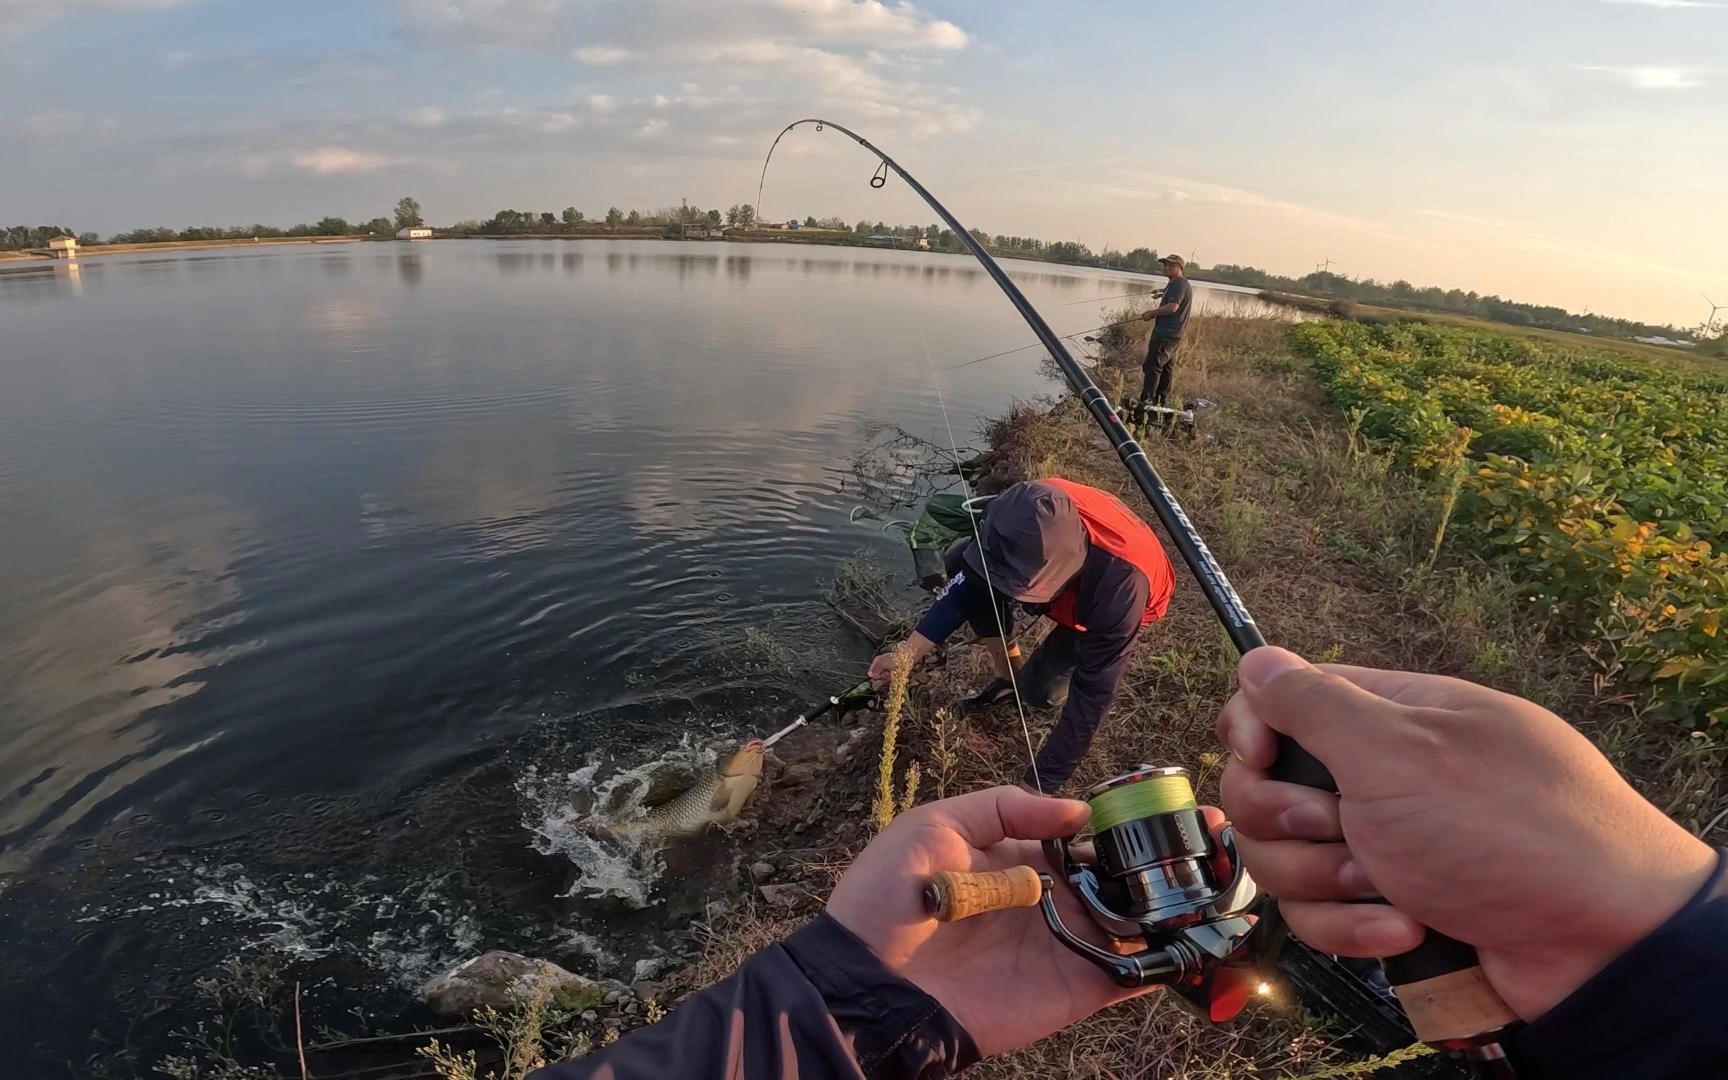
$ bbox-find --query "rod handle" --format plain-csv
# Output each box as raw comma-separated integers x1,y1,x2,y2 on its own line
1270,734,1519,1048
924,866,1043,922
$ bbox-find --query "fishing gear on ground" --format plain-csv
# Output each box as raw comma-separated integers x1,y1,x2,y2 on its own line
1117,396,1219,441
855,492,995,593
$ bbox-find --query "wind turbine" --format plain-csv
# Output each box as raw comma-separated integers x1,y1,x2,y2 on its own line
1704,293,1726,335
1316,255,1335,274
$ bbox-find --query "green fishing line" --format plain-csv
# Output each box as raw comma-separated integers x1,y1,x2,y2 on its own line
1088,769,1197,835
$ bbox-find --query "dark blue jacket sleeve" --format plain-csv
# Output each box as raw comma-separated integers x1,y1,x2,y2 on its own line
915,569,1002,645
532,913,978,1080
1506,848,1728,1078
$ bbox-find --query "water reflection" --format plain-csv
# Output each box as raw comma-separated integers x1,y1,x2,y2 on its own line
397,252,424,286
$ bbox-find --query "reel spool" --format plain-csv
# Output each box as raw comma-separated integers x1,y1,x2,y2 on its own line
926,766,1263,1023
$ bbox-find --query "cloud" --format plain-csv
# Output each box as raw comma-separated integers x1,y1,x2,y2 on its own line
158,49,195,69
767,0,968,49
289,147,403,175
402,106,448,128
1577,64,1704,89
638,117,669,137
0,0,187,38
586,94,617,115
18,110,91,138
574,45,634,64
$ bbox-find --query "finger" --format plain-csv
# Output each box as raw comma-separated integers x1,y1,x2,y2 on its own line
1220,765,1342,842
924,785,1090,850
1313,663,1488,710
1216,690,1279,770
1233,834,1378,901
1236,648,1413,790
1279,899,1426,959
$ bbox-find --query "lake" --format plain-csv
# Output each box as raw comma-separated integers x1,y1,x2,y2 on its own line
0,238,1273,1068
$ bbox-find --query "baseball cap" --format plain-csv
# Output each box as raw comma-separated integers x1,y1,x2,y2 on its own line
1158,253,1185,268
962,480,1087,603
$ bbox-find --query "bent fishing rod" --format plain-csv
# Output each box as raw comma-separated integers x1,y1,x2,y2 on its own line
760,118,1520,1076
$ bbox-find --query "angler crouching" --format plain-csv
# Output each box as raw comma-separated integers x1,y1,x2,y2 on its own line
867,478,1175,792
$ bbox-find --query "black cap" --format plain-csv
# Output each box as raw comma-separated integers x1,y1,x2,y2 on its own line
963,480,1087,603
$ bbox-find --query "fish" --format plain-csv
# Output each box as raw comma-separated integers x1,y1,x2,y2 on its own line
608,739,764,841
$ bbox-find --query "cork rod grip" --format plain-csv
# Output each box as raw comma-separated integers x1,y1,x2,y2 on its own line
924,866,1043,922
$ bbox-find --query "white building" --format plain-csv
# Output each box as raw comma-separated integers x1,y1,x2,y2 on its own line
48,236,78,258
396,227,434,240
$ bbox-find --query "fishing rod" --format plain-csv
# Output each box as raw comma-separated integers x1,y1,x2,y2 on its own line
760,679,874,749
760,118,1521,1077
1059,288,1164,307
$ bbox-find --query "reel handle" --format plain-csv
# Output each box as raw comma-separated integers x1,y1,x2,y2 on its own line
924,866,1043,922
1269,734,1520,1050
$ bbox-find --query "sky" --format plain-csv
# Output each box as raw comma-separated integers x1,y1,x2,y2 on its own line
2,0,1724,328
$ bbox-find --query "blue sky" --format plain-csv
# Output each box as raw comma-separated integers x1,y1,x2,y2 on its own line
3,0,1724,326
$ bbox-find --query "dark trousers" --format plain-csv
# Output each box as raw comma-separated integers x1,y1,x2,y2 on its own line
1017,628,1104,793
1139,336,1180,408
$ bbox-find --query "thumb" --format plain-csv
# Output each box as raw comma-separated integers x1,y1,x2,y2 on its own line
1238,647,1410,793
931,786,1090,849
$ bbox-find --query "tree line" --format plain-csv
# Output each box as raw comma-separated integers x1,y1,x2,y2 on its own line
4,194,1708,344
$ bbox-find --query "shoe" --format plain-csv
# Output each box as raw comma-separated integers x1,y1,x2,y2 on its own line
960,678,1017,713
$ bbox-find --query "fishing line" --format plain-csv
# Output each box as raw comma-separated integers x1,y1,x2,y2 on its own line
947,316,1140,370
1060,288,1163,307
917,326,1044,796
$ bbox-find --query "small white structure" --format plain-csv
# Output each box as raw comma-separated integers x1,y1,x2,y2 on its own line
48,236,78,259
396,227,434,240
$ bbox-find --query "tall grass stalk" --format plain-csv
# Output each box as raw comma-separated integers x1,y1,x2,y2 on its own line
872,649,913,831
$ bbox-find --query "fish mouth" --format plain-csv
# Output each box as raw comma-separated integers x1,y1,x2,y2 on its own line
743,738,765,753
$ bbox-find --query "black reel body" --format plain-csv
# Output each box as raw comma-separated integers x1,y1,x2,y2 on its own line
1038,766,1262,1022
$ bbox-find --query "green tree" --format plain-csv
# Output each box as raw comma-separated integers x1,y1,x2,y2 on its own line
804,215,817,227
315,216,352,236
393,197,424,230
735,203,756,228
365,217,393,235
706,209,722,225
725,205,740,226
605,206,623,226
562,207,584,225
625,209,642,225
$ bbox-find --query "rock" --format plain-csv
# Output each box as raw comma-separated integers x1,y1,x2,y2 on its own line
749,861,776,883
633,956,670,982
704,898,732,923
604,990,625,1005
581,1010,598,1022
422,951,602,1020
631,979,660,1001
778,761,821,787
846,800,864,814
758,883,804,910
625,1001,642,1015
833,728,871,765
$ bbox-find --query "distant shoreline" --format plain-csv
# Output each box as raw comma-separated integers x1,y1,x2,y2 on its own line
0,236,370,263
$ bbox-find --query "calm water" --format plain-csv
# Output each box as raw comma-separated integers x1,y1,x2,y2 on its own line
0,239,1268,1069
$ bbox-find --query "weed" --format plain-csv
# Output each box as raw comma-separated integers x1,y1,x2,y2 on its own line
873,648,914,831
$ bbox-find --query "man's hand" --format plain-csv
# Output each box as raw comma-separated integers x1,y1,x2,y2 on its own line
866,650,900,686
828,787,1218,1056
1218,646,1717,1021
868,632,936,687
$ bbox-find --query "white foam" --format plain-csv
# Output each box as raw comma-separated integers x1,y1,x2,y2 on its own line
515,736,716,908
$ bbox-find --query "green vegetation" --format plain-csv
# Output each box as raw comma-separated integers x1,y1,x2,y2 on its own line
1291,319,1728,725
394,196,425,230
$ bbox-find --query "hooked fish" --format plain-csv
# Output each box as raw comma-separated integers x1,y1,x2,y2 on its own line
609,739,764,841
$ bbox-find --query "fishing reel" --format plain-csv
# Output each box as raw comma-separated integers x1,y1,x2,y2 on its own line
926,766,1264,1023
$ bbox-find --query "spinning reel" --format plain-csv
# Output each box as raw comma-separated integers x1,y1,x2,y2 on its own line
926,766,1266,1023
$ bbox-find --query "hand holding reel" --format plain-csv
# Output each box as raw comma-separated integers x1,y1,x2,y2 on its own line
926,766,1265,1023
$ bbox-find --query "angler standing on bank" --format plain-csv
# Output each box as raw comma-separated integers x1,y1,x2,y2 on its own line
866,478,1175,792
1138,253,1193,411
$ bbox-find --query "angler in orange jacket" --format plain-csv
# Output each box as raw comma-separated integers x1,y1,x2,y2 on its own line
867,478,1175,792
